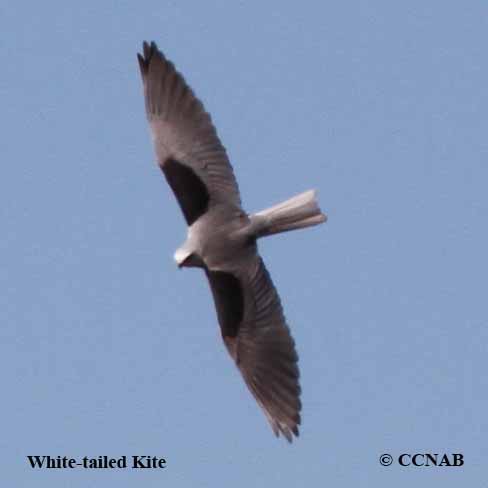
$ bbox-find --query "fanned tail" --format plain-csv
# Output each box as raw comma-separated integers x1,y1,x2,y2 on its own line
251,190,327,238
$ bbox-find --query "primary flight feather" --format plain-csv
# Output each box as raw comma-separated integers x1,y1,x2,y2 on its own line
138,41,327,442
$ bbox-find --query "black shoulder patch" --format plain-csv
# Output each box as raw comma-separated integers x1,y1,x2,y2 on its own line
205,270,244,337
161,158,209,225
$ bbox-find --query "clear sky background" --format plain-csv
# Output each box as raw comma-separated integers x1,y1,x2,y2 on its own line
1,1,487,486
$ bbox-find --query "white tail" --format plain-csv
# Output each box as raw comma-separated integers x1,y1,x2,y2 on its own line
251,190,327,238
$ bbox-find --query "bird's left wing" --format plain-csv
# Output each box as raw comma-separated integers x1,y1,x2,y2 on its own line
205,256,301,442
138,41,242,225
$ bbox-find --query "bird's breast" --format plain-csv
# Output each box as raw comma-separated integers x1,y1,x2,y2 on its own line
190,206,254,270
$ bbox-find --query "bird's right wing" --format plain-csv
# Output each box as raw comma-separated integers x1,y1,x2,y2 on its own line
138,41,242,225
205,256,301,442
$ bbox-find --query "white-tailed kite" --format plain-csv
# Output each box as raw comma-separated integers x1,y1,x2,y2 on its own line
138,41,327,442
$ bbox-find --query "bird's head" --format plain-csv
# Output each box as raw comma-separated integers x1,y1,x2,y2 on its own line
174,246,204,268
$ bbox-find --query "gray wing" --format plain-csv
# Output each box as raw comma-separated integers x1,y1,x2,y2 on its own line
206,257,301,442
138,41,242,225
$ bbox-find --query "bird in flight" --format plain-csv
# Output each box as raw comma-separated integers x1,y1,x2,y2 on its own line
137,41,327,442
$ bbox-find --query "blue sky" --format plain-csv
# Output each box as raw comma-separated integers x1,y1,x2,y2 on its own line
1,1,487,486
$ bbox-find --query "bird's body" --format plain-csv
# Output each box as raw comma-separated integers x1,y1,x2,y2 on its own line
138,41,327,442
177,203,252,271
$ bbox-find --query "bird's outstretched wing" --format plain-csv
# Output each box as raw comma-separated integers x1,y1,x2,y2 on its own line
138,41,242,225
205,257,301,442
